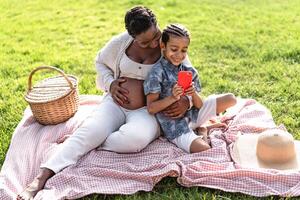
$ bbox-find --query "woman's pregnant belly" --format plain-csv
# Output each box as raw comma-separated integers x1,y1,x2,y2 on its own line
120,77,146,110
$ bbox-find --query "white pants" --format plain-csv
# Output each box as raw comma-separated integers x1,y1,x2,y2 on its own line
41,95,160,173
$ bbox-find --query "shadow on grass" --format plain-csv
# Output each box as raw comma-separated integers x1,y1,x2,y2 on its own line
79,177,295,200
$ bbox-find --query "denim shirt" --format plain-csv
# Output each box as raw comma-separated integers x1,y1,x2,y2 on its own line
144,57,201,140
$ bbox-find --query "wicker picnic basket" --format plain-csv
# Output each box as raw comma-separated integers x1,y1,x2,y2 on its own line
24,66,79,125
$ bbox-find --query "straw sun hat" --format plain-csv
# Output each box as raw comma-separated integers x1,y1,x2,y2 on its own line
232,129,300,170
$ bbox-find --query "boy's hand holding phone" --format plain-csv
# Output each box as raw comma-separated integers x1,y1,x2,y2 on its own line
184,83,196,96
172,84,184,100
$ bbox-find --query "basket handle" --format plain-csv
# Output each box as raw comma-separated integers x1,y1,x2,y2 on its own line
28,66,74,91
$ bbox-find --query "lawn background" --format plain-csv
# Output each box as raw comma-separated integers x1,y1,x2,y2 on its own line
1,0,300,199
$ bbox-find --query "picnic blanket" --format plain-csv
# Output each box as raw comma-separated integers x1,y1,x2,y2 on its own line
1,95,300,199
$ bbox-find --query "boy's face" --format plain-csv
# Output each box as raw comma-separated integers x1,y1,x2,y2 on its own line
161,35,189,66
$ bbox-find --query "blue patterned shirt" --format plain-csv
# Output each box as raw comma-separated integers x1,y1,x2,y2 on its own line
144,57,201,140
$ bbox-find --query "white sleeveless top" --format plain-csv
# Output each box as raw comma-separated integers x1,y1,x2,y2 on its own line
119,53,162,80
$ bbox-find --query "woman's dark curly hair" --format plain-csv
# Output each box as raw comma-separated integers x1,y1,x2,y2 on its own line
161,24,190,45
125,6,157,37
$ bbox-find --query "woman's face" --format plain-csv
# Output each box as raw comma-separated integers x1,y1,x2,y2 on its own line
134,25,161,49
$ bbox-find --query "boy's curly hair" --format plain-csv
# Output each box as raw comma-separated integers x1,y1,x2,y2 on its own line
161,24,190,44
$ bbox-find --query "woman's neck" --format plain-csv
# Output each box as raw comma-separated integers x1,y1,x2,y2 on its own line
126,42,161,64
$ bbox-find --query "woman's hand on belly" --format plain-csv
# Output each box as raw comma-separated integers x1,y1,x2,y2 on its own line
110,78,130,106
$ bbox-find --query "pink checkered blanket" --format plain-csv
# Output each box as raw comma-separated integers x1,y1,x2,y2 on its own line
1,95,300,199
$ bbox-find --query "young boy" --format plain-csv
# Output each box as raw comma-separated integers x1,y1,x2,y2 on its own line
143,24,236,153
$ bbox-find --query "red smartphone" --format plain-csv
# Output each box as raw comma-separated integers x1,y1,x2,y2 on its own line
178,71,192,95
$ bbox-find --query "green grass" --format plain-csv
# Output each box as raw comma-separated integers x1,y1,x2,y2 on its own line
1,0,300,199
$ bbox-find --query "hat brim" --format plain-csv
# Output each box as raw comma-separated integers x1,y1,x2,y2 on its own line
232,134,300,170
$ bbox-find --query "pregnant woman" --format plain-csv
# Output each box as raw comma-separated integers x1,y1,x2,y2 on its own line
17,6,191,200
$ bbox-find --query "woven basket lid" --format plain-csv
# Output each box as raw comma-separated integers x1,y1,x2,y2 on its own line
25,67,78,103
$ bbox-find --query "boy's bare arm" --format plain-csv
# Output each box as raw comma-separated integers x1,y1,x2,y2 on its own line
191,92,203,109
185,84,203,109
146,84,183,115
146,93,178,115
162,96,189,118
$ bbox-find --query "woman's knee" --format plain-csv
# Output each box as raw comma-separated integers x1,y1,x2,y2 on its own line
120,127,158,152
